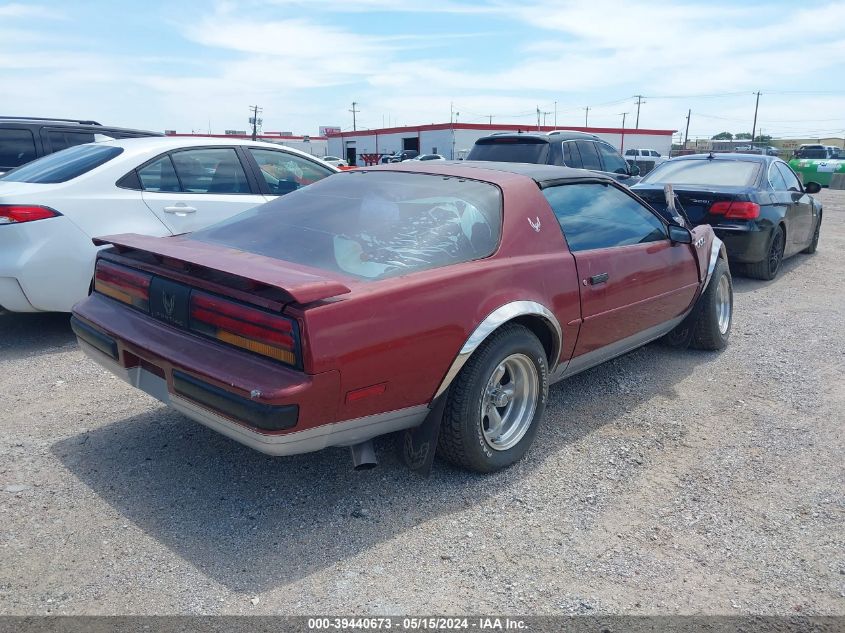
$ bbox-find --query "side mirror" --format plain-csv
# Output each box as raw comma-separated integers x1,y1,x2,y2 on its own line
629,164,641,176
668,224,693,244
804,181,821,194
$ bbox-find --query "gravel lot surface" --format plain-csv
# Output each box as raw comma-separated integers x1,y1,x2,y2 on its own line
1,190,843,616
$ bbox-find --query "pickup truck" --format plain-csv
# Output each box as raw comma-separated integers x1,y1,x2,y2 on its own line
624,148,667,175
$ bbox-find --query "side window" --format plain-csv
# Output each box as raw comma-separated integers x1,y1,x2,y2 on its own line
650,150,661,157
562,142,582,168
575,141,602,171
138,155,180,192
47,130,95,152
596,142,628,174
171,148,250,194
625,149,636,156
248,148,333,196
0,128,37,169
768,162,788,191
776,162,802,191
543,182,667,252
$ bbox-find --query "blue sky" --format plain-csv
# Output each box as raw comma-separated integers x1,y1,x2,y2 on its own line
2,0,844,140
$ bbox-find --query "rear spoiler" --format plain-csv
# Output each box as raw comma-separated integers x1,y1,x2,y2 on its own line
93,233,352,305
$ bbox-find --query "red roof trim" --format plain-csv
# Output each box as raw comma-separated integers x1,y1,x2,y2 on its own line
327,122,675,138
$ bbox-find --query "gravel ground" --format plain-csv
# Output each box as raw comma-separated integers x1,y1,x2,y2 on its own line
1,190,843,616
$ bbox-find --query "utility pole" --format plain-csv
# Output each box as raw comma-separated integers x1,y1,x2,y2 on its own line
633,95,645,129
249,105,262,141
536,106,541,131
584,106,590,127
487,115,493,125
683,109,691,150
554,101,557,128
619,112,628,152
349,101,359,131
541,110,552,127
750,91,761,146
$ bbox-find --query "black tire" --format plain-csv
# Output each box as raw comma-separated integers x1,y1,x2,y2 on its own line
802,213,821,254
745,225,785,281
690,257,732,351
437,324,548,473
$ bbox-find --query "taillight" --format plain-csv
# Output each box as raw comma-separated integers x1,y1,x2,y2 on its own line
0,205,60,224
94,260,152,311
190,291,300,367
709,201,760,219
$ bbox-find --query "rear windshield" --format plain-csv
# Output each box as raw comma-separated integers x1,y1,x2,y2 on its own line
641,159,760,187
1,144,123,183
467,139,549,164
191,171,503,281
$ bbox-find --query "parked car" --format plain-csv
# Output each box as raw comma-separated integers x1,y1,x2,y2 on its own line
624,148,668,176
388,149,419,162
0,116,161,176
0,137,337,313
71,162,731,473
467,131,640,183
788,145,845,188
321,155,348,168
411,153,446,161
632,153,822,281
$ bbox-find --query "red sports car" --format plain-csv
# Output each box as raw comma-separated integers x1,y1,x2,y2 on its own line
71,162,732,473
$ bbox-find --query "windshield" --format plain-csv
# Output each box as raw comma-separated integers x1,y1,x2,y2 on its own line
191,171,503,281
641,159,760,187
468,140,549,163
795,147,830,159
1,144,123,183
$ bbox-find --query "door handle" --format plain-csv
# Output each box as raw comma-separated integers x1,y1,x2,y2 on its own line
588,272,609,285
163,205,197,214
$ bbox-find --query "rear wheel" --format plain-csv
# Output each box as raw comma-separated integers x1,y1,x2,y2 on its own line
691,258,732,350
802,214,822,254
438,324,548,473
745,225,785,281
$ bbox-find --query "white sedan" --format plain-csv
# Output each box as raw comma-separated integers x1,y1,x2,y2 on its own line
320,155,349,167
0,136,338,312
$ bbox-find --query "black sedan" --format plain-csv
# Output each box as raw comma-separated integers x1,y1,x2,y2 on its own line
632,154,822,280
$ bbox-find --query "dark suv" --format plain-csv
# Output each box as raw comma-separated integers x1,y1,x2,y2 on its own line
0,117,161,175
467,130,640,183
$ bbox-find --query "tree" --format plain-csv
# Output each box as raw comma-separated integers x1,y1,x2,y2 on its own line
754,134,772,143
735,132,752,140
711,132,733,140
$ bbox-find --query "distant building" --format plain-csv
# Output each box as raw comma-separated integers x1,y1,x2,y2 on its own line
327,122,675,166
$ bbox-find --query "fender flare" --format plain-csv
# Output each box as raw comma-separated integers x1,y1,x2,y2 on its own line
702,236,727,293
432,300,562,400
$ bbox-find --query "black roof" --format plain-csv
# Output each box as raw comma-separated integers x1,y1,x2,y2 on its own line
476,130,602,143
0,116,102,125
376,159,614,186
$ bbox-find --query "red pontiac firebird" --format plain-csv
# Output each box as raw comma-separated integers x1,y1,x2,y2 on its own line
71,162,732,473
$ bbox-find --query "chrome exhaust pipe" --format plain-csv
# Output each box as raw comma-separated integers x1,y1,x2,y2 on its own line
350,440,377,470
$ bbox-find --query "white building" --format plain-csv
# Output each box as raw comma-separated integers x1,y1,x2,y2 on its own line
327,122,675,166
164,132,329,158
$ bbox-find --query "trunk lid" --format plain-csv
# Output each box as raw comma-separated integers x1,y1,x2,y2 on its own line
634,185,752,225
94,232,353,306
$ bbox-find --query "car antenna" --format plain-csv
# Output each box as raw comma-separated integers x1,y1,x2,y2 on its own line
707,151,714,160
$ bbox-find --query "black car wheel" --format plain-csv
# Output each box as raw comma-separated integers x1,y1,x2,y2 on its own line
691,258,732,351
746,225,785,281
438,324,548,473
802,214,822,254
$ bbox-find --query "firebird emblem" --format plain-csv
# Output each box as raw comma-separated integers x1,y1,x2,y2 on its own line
694,237,705,248
527,216,541,232
162,291,176,318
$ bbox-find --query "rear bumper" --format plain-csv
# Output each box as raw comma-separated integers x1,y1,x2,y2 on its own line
712,224,773,264
71,295,427,456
